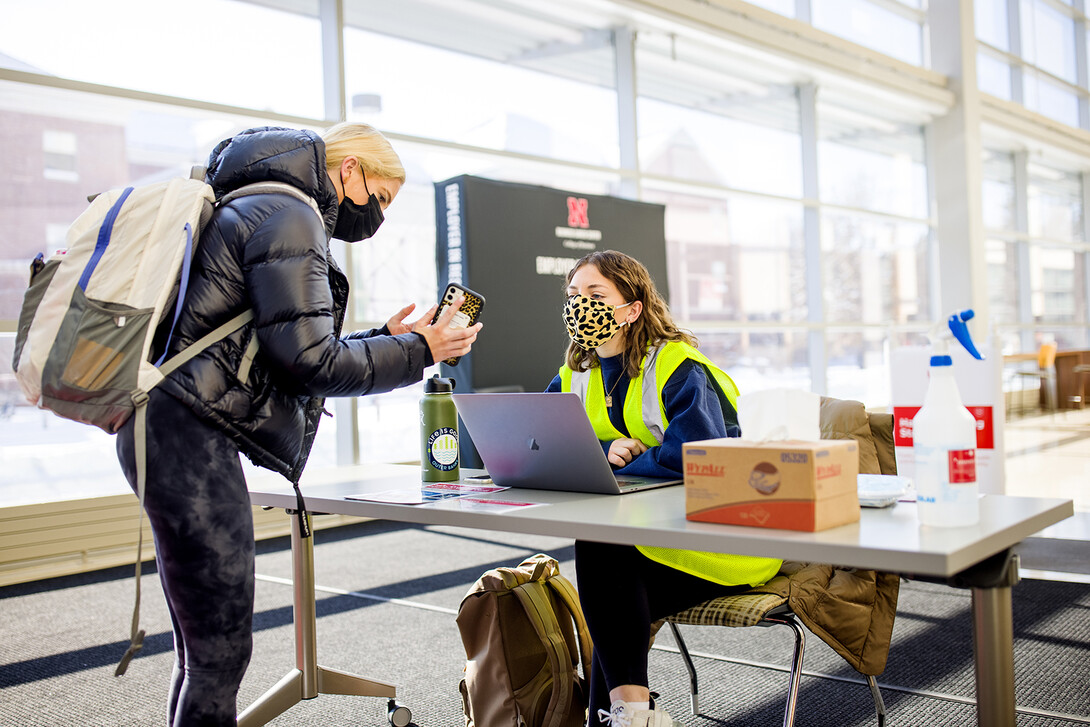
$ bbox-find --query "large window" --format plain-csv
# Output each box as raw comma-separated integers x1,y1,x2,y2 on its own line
637,97,802,197
976,0,1088,126
1027,163,1087,340
0,82,341,502
818,103,931,402
818,106,928,218
633,39,811,390
820,213,930,325
746,0,927,67
343,27,619,168
811,0,925,66
983,147,1090,353
0,0,325,119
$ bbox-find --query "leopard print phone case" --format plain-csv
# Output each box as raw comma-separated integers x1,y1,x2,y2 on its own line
432,283,485,366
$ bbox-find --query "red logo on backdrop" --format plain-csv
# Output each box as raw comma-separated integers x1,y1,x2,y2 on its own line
892,405,994,450
566,197,589,228
948,449,976,483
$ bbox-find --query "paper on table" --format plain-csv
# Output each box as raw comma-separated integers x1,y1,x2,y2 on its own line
857,474,913,508
346,489,427,504
423,497,542,513
345,482,508,505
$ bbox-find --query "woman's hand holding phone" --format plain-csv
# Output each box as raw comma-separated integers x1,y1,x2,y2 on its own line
413,296,482,365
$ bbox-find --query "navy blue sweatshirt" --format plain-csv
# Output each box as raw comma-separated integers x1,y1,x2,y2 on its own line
546,353,740,478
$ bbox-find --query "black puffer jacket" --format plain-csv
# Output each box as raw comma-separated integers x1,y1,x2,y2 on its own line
158,127,429,482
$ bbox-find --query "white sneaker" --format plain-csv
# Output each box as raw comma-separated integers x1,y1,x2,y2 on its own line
596,700,682,727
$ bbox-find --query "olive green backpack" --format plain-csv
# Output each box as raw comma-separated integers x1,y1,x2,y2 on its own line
456,554,593,727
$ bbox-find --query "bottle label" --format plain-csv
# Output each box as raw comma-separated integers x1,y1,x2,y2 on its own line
948,449,976,484
914,445,977,507
427,427,459,471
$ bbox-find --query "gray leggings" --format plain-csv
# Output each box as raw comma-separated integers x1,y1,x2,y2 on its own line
117,389,255,727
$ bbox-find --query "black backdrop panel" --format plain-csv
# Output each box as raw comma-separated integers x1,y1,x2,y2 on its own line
434,175,667,395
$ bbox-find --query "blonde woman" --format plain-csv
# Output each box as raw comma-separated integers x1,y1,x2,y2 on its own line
116,124,480,725
547,250,780,726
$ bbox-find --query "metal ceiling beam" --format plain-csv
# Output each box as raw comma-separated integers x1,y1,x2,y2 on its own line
510,28,613,62
612,0,953,109
981,94,1090,164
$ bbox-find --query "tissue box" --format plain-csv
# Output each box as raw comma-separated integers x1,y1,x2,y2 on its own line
684,439,860,532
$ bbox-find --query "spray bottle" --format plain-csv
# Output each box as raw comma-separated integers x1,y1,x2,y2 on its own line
913,309,984,527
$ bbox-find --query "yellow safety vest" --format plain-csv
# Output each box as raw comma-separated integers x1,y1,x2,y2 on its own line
560,341,782,587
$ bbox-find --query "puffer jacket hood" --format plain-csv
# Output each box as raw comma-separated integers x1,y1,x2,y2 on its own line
205,126,341,237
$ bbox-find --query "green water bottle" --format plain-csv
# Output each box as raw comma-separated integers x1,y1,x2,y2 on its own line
421,374,459,482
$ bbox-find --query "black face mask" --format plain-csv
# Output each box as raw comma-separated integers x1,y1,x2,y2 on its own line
332,168,385,242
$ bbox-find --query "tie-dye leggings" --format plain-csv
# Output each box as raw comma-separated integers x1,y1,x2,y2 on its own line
117,388,255,726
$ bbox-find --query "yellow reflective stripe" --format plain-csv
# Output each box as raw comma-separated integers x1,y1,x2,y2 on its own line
564,366,624,440
587,370,625,440
559,365,572,391
636,545,782,587
655,342,738,408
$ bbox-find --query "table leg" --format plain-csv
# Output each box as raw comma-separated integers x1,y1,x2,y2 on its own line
959,551,1020,727
237,511,397,727
971,584,1016,727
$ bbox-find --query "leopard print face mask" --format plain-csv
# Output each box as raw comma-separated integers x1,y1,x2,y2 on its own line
563,294,632,351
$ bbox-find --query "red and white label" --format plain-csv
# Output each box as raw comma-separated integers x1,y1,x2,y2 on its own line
948,449,976,484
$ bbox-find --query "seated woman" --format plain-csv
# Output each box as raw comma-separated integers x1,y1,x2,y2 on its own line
546,250,782,727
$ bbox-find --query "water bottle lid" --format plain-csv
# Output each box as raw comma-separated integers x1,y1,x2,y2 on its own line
424,374,456,393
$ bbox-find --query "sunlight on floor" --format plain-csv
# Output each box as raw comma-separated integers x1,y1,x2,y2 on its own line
1004,406,1090,511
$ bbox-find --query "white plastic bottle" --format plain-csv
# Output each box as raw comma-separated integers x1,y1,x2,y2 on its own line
912,310,983,527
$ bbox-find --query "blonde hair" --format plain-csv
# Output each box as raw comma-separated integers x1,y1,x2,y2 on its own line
564,250,696,379
322,122,406,183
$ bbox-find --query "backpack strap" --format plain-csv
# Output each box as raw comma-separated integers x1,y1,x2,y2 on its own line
115,309,256,676
511,581,575,727
516,555,593,671
546,573,594,676
154,214,201,367
158,309,254,377
218,181,323,222
114,398,149,676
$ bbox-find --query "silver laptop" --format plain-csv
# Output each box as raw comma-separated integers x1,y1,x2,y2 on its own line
452,392,683,495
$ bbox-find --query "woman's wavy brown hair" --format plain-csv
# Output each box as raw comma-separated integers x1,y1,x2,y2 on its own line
564,250,696,378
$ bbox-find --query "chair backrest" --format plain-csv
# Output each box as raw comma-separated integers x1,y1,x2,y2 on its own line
1038,342,1058,369
818,397,896,475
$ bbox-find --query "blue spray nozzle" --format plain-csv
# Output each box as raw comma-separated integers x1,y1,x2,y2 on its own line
948,309,984,360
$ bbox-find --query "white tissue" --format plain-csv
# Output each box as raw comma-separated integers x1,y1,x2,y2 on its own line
737,388,820,442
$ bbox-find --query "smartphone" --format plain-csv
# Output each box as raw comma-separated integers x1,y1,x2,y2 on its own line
431,283,485,366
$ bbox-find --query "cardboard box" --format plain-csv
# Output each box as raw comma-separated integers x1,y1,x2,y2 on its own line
684,439,860,532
